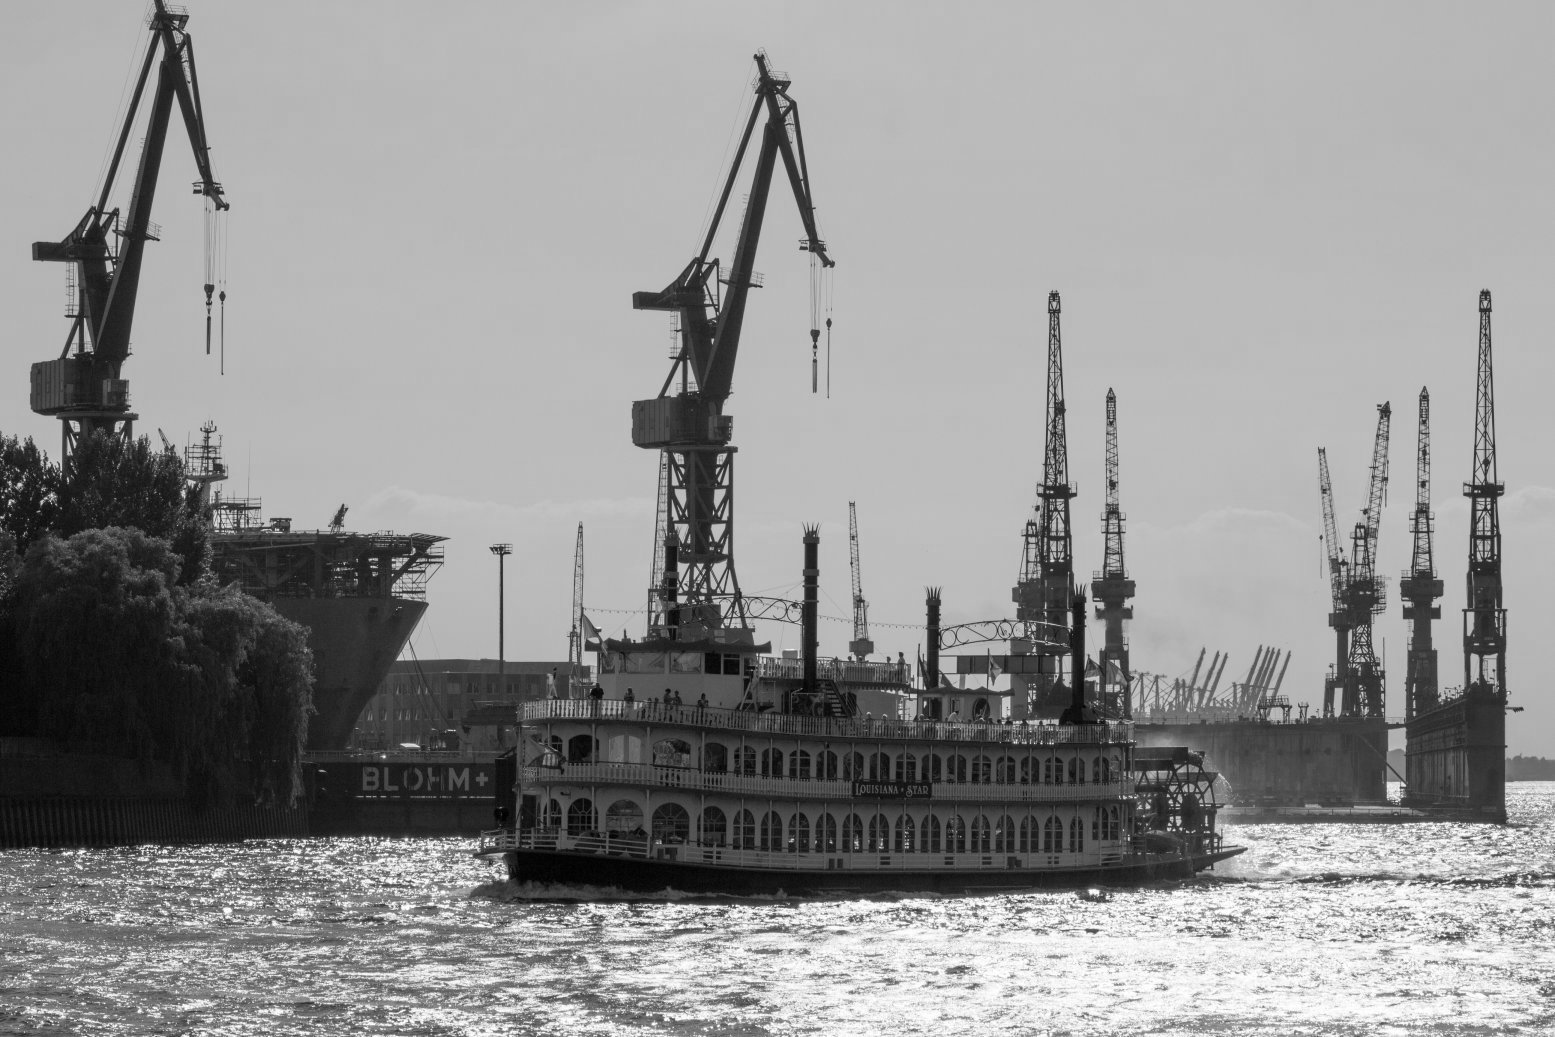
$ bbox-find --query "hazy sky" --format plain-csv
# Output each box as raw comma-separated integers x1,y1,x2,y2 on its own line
4,2,1551,753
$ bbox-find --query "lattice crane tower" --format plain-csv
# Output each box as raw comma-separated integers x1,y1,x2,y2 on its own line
1344,403,1391,719
1090,388,1135,718
1012,291,1076,716
630,53,833,643
1400,388,1443,719
1463,290,1507,700
847,501,873,659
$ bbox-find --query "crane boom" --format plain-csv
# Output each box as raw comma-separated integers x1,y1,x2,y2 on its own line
631,53,833,641
847,501,873,659
30,0,228,459
1318,446,1349,717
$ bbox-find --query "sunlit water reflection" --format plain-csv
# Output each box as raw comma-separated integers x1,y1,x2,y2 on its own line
2,785,1552,1035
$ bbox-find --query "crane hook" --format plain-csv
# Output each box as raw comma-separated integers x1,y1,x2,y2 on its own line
204,282,215,354
810,327,820,394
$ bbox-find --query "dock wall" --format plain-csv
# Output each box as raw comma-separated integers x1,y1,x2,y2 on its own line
1137,718,1390,806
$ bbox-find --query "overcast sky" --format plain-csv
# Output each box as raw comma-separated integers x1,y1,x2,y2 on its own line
4,2,1551,753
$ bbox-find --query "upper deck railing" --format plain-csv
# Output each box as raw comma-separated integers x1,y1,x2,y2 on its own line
521,700,1132,746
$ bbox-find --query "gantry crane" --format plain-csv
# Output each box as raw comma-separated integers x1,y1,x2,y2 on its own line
1317,447,1350,717
1091,388,1135,718
1463,290,1507,701
1012,291,1075,717
1400,388,1443,719
1344,403,1391,718
29,0,228,461
632,52,833,643
847,502,873,660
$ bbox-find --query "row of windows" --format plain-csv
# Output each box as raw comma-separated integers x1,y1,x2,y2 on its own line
558,734,1123,785
543,799,1127,853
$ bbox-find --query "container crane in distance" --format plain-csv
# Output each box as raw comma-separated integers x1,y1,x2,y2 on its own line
631,52,833,644
29,0,228,461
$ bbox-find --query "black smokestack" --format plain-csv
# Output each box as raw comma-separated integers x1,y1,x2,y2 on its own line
803,524,819,693
926,587,942,690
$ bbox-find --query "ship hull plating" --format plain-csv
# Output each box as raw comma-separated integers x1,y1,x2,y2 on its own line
1403,690,1507,822
1137,718,1390,807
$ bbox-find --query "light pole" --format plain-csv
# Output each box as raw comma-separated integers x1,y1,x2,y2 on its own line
490,543,512,681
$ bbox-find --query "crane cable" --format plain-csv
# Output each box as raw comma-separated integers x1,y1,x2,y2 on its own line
809,254,834,395
203,196,229,372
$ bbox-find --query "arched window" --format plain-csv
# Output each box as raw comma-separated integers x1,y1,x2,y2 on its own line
731,809,756,849
652,738,691,767
868,752,891,781
945,815,967,853
1045,756,1062,785
841,813,865,852
702,743,728,773
867,813,892,852
815,812,838,852
818,751,840,780
605,799,643,835
993,814,1016,853
894,814,916,852
759,811,784,851
700,806,727,846
1091,755,1105,784
1020,757,1036,785
1093,805,1120,841
734,746,757,775
1110,753,1123,783
652,803,690,843
923,754,943,782
567,797,597,836
1067,756,1085,785
567,734,596,763
970,755,992,784
945,755,967,783
1043,815,1063,853
760,747,785,777
922,814,942,853
1069,815,1085,853
843,752,865,782
969,815,991,853
789,749,813,780
787,811,811,853
1019,814,1039,852
894,753,917,782
543,798,562,829
995,755,1018,783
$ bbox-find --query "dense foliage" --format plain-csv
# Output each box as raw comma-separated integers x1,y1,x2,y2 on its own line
0,431,314,806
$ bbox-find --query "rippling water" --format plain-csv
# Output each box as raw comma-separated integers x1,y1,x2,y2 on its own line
2,785,1552,1036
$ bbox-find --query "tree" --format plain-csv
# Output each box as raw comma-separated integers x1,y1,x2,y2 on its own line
0,433,60,552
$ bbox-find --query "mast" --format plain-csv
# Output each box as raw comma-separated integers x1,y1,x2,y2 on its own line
1317,447,1349,717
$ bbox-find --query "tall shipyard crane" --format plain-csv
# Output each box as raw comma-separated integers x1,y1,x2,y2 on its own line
1463,290,1507,701
1090,389,1135,718
1344,403,1392,718
632,52,833,642
30,0,228,460
1317,447,1350,717
1400,389,1443,719
847,502,873,659
1012,292,1076,716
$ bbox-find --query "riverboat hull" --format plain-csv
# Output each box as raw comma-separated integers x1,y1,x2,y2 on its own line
487,843,1243,895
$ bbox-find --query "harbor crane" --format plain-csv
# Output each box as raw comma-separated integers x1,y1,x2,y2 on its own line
1344,403,1392,718
1013,291,1076,718
1463,290,1507,701
1400,388,1443,719
29,0,228,461
846,502,874,659
1317,447,1350,717
632,52,833,643
1090,388,1135,718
